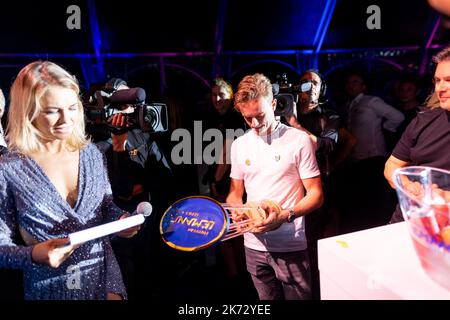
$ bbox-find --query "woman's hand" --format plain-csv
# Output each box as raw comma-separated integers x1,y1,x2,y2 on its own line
116,213,141,238
31,238,78,268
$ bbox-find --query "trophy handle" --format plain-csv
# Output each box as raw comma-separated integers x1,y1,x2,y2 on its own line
160,196,282,251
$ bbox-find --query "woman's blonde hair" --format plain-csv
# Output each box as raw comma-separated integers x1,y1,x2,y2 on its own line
212,77,234,99
6,61,89,154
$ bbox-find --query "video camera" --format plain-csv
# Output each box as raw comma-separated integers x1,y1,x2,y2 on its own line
84,85,168,136
273,73,299,117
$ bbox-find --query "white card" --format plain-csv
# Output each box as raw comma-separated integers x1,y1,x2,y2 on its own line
69,214,145,245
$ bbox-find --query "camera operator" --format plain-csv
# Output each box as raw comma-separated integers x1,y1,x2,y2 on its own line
203,78,246,202
285,70,344,176
92,78,173,300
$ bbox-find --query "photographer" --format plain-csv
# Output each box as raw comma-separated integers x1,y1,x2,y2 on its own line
0,88,6,153
284,71,346,176
90,78,173,300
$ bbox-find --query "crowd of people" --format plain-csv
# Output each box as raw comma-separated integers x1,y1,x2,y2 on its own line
0,42,449,300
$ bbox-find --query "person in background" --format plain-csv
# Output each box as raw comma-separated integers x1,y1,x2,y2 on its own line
0,87,22,299
285,70,340,176
428,0,450,16
0,88,6,153
92,78,173,299
345,73,405,162
284,69,355,299
0,61,139,300
387,77,424,151
395,77,422,126
227,73,323,300
339,73,404,231
204,77,246,201
202,77,249,294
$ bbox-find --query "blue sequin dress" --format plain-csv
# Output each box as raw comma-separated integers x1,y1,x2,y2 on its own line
0,143,127,300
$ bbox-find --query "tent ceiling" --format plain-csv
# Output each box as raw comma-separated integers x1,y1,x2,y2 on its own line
0,0,448,56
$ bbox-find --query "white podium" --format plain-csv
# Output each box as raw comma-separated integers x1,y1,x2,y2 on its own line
318,222,450,300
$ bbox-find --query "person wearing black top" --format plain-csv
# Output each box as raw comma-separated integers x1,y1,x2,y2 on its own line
92,78,173,299
0,88,6,150
291,78,338,174
0,88,23,299
385,46,450,223
203,78,246,201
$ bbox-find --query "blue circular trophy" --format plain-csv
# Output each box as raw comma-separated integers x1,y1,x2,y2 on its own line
160,196,265,251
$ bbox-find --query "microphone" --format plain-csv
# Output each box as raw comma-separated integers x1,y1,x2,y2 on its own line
135,201,153,218
109,88,146,105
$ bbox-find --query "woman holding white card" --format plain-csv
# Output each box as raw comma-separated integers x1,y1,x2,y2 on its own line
0,61,138,300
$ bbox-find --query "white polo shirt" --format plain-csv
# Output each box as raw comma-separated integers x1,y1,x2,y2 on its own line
230,123,320,252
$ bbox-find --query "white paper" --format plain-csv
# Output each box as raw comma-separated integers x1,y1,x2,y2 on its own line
69,214,145,245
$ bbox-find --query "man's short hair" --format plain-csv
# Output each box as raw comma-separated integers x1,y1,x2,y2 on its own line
234,73,273,112
0,89,5,108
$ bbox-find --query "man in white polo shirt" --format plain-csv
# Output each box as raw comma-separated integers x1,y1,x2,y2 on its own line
226,73,323,300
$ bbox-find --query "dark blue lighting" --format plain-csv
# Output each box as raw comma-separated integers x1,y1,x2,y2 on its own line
87,0,104,81
315,0,337,53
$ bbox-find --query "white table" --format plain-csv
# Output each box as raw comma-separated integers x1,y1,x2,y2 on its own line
318,222,450,299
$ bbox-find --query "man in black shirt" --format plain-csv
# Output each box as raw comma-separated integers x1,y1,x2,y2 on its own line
385,46,450,223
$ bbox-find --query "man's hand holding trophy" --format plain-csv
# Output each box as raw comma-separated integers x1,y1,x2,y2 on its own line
160,196,284,251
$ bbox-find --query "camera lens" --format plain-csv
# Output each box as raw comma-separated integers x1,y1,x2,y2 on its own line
277,98,286,111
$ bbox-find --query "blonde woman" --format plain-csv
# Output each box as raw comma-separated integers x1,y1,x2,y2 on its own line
0,61,138,300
